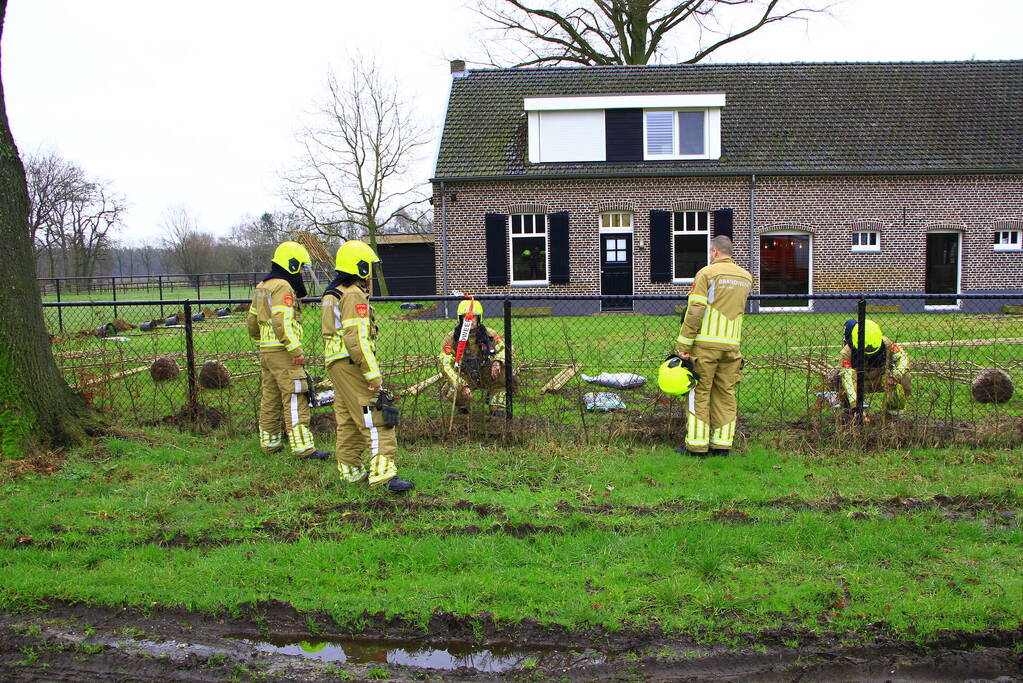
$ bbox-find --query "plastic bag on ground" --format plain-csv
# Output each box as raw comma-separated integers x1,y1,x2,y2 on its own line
583,392,626,412
581,372,647,389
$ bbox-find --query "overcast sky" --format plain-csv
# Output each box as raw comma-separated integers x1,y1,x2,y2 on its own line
3,0,1021,245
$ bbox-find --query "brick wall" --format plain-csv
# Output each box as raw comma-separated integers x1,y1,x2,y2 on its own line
431,174,1023,298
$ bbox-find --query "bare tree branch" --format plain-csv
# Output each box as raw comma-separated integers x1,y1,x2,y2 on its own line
472,0,839,66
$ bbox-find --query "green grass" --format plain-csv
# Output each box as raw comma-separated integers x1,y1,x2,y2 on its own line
41,302,1023,439
0,429,1020,640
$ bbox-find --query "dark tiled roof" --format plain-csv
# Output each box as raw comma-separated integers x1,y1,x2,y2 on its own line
433,61,1023,179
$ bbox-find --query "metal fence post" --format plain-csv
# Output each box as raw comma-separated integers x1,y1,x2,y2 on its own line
112,277,118,319
195,274,201,301
55,278,64,333
855,298,867,425
227,272,232,299
503,298,513,424
158,275,164,317
183,301,198,414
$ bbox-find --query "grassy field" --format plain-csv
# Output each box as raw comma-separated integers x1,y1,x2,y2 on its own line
42,298,1023,442
1,428,1020,641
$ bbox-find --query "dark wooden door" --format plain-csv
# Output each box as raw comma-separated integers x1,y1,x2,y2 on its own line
925,233,960,307
600,233,633,311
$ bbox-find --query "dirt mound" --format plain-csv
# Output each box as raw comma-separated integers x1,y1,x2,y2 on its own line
233,303,249,312
310,412,337,434
150,357,180,382
199,361,230,389
201,306,219,319
972,368,1014,403
161,403,225,433
111,318,134,332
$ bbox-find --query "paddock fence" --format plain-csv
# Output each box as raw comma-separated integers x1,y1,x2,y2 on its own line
42,293,1023,447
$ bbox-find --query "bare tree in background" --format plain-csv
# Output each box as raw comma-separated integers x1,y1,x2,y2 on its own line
26,150,125,279
159,204,219,275
227,210,308,272
282,54,430,296
473,0,836,66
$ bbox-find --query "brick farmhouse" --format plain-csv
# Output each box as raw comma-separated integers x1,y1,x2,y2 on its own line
430,60,1023,314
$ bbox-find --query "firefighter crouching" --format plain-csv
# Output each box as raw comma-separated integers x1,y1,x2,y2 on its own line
839,319,911,416
438,300,518,416
321,240,413,493
247,241,329,460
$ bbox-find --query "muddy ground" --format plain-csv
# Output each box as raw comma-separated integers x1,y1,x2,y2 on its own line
0,601,1019,682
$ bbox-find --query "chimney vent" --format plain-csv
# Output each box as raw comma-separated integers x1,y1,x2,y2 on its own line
450,59,467,78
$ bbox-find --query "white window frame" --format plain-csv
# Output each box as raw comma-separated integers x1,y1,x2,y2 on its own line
851,231,881,253
924,230,962,311
994,230,1022,251
643,109,720,160
508,213,549,286
758,231,814,313
599,211,633,233
671,211,711,284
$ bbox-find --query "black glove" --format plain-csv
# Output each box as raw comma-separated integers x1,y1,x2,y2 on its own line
376,388,400,429
304,372,316,406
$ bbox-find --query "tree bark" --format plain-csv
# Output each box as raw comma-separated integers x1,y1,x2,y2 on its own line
0,1,100,457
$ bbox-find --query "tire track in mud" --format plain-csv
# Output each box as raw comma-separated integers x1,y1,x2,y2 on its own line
4,494,1017,552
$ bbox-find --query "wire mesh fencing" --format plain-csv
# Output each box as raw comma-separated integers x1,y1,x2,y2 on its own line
42,293,1023,448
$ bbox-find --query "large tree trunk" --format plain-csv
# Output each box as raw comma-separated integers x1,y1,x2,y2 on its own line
0,1,100,457
367,221,390,297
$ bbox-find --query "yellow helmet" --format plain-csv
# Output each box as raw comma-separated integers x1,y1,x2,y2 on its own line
457,299,483,318
851,320,883,354
272,241,311,275
657,355,699,396
335,240,380,278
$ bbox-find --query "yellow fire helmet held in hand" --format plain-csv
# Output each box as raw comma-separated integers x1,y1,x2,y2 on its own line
456,299,484,319
657,355,699,396
850,319,884,355
335,240,380,278
272,241,312,275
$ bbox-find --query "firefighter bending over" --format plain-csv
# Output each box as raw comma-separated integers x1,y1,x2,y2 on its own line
438,300,517,417
839,319,911,416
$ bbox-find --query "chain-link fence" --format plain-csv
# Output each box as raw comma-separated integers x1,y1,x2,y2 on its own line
42,293,1023,447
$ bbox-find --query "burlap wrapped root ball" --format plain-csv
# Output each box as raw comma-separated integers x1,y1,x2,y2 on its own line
150,357,180,382
310,412,337,434
971,368,1014,404
199,361,231,389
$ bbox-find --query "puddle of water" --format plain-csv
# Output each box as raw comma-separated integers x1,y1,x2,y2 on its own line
233,635,606,673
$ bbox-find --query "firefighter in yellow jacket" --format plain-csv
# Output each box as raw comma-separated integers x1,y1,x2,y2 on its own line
675,236,753,457
839,319,911,415
321,240,413,492
247,241,328,459
438,300,516,416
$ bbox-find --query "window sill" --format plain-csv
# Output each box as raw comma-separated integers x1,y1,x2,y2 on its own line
509,281,550,287
672,278,695,285
644,154,714,161
993,245,1021,252
851,247,881,253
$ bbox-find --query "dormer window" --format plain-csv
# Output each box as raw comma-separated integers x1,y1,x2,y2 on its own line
645,110,707,158
525,93,724,163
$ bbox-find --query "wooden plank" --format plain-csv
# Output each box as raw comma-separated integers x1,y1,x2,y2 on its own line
792,337,1023,351
72,366,148,390
401,373,441,397
540,363,581,394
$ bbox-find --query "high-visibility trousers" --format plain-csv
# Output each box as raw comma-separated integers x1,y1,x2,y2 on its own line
447,361,518,409
328,359,398,487
685,346,742,452
258,350,316,456
840,370,911,414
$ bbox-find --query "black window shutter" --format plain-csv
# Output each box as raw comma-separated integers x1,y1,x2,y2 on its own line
649,210,672,283
548,212,570,284
485,213,509,286
605,109,644,162
712,208,734,239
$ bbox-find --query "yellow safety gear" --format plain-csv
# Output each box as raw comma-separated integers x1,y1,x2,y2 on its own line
657,355,698,396
851,320,883,354
272,241,312,275
457,299,484,318
335,240,380,278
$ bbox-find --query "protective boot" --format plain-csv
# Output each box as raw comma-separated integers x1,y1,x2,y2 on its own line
385,477,414,493
676,445,707,457
301,450,330,460
709,448,730,457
